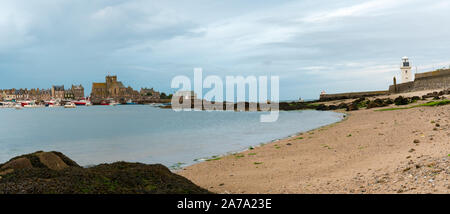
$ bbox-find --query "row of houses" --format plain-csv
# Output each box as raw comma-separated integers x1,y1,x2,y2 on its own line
1,75,163,103
0,85,85,101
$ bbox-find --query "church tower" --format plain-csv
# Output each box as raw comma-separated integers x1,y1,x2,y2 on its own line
400,56,413,83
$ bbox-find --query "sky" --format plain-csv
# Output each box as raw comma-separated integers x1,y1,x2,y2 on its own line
1,0,450,99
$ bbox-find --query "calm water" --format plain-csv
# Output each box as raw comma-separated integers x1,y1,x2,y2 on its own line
0,106,343,168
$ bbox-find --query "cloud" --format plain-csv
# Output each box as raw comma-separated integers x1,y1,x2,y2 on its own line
0,0,450,99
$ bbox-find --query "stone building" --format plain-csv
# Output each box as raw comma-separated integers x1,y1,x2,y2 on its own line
71,85,85,100
91,75,140,103
140,88,161,100
51,85,65,100
0,88,52,101
64,89,75,100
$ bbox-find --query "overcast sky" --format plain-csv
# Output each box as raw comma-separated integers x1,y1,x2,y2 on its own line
1,0,450,99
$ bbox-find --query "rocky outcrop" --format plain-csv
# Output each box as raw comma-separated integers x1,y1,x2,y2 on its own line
0,151,211,194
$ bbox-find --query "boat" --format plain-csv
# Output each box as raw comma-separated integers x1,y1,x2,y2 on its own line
64,103,76,108
126,99,137,105
73,101,87,106
100,100,110,106
99,99,118,106
22,101,45,108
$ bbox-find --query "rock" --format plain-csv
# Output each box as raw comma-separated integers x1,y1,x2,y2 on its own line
346,103,359,111
413,139,420,144
337,103,348,109
0,151,211,194
35,152,68,171
394,96,410,106
315,104,329,111
0,169,14,176
0,157,33,170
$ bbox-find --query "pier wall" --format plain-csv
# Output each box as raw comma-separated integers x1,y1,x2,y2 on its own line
389,69,450,93
319,90,389,101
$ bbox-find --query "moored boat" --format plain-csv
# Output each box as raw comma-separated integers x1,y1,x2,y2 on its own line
64,103,76,108
73,101,87,106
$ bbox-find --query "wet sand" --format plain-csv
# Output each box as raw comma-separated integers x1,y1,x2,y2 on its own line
178,97,449,194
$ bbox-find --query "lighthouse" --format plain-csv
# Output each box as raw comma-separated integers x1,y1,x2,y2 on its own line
400,56,413,83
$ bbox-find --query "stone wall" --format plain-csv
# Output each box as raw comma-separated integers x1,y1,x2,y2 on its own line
319,90,389,101
389,69,450,93
388,82,415,93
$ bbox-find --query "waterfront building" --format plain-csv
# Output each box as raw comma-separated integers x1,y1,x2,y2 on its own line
0,88,52,101
91,75,140,103
52,85,65,100
140,88,161,100
4,89,17,100
0,90,5,100
64,89,75,100
71,85,85,100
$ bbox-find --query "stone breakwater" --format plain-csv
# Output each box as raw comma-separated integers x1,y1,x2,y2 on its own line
312,88,450,111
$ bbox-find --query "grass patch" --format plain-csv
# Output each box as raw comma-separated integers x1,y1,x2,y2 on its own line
376,100,450,111
254,162,263,165
234,154,245,159
418,100,450,106
249,146,254,150
206,157,221,161
248,153,257,156
347,134,352,137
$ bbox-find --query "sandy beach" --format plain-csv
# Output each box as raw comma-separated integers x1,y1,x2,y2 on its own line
178,94,449,194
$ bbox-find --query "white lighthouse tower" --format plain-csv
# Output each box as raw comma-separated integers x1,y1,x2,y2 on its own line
400,56,413,83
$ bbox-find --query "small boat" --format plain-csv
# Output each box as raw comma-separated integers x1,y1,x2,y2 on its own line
99,99,118,106
100,101,110,106
109,100,118,106
64,103,76,108
126,99,137,105
73,100,92,106
15,104,23,110
22,101,45,108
